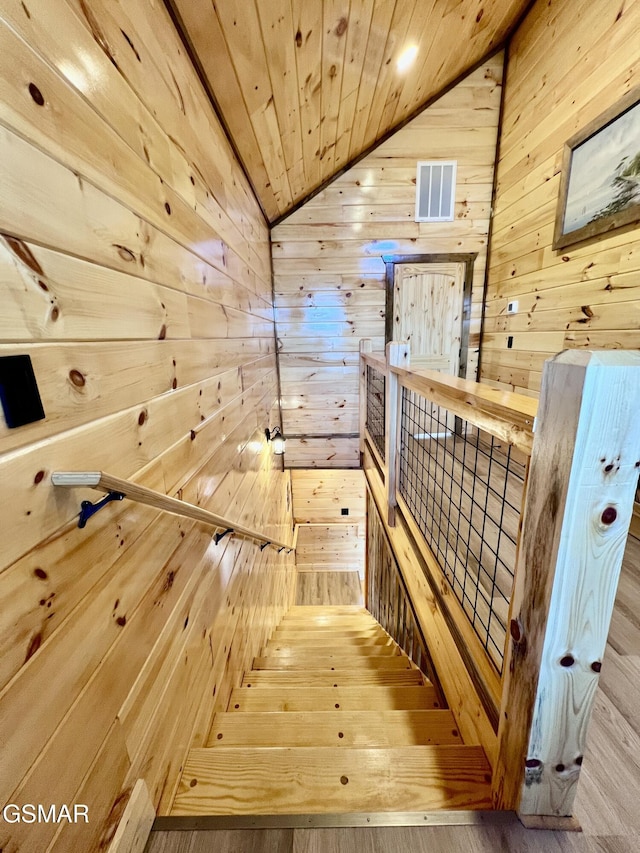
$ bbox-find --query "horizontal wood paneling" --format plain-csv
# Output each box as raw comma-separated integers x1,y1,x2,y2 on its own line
481,0,640,398
169,0,527,219
273,57,503,467
0,1,294,850
291,469,365,526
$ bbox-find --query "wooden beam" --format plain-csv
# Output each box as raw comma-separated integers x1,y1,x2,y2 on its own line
385,342,410,526
494,350,640,816
359,338,373,465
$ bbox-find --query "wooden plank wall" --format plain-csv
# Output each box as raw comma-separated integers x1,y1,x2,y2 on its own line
292,469,365,576
481,0,640,397
0,1,295,850
273,54,504,468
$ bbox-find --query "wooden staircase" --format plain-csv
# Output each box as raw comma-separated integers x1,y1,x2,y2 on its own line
171,606,492,816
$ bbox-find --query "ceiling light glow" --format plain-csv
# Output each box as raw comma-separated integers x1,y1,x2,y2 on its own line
397,45,418,72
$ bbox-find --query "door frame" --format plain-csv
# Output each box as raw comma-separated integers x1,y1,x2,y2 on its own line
382,253,477,380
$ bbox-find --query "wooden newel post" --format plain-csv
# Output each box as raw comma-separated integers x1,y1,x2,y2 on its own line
359,339,372,466
385,341,410,526
494,350,640,824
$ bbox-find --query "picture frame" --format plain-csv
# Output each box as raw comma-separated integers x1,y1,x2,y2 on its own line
552,86,640,251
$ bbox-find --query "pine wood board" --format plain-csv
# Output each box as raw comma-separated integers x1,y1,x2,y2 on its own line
481,0,639,396
207,710,460,748
0,18,268,290
240,670,424,688
284,438,361,470
172,745,492,815
62,0,271,271
227,685,440,713
264,637,392,650
273,627,388,640
251,656,412,673
294,571,364,608
256,645,401,660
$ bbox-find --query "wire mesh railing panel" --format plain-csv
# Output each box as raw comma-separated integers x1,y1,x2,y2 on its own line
398,387,527,673
365,364,386,461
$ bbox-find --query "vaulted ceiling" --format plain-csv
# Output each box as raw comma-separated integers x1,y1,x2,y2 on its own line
167,0,530,223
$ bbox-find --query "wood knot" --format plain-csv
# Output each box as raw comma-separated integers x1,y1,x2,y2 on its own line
334,16,348,36
34,469,46,484
29,83,45,105
601,506,617,525
164,202,171,215
113,244,136,262
509,618,523,643
476,8,484,22
560,655,574,667
591,661,602,673
340,775,349,785
33,567,48,579
138,410,147,426
69,369,86,387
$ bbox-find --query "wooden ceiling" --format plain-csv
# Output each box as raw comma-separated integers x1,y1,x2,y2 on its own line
167,0,530,223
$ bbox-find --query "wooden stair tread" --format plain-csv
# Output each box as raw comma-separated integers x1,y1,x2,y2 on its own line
265,636,394,649
227,685,440,712
274,627,388,639
252,655,414,671
172,746,491,815
241,670,425,687
206,710,460,747
285,604,371,618
278,618,378,627
258,645,401,659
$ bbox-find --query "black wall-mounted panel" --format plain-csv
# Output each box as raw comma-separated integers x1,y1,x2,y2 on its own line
0,355,45,428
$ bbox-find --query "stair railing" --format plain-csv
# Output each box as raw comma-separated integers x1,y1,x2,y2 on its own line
360,340,640,822
51,470,294,552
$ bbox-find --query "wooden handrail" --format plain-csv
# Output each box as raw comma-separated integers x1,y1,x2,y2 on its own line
393,365,537,455
360,347,537,454
360,351,387,372
51,471,294,551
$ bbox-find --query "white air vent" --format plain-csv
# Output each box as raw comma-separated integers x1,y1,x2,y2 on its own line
415,161,457,222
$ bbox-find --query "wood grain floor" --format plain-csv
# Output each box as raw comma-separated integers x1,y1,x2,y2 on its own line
295,571,364,606
146,534,640,853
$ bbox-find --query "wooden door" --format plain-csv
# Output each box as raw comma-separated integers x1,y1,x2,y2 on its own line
392,261,466,437
392,262,465,375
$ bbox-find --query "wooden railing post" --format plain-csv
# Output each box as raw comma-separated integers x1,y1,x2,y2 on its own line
359,339,372,467
385,341,410,526
494,350,640,823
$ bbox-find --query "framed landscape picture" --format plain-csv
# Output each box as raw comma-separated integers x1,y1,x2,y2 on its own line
553,87,640,250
